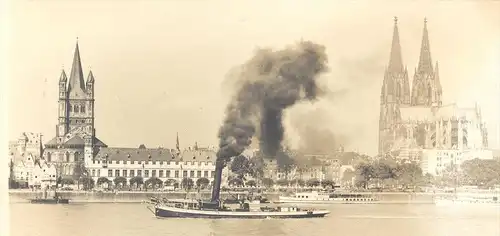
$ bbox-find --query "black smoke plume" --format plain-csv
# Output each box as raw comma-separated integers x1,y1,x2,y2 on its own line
217,41,329,164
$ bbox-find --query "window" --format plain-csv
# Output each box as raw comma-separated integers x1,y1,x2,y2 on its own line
211,171,215,178
74,152,79,162
183,171,188,177
80,105,85,113
197,171,201,178
92,169,96,177
108,170,113,177
97,169,101,177
115,169,120,177
152,161,156,165
74,105,79,113
166,170,171,178
144,170,149,178
190,171,195,177
47,152,51,162
130,170,135,177
159,161,163,165
65,152,70,162
174,171,179,178
159,170,164,178
152,170,157,177
204,171,208,178
137,170,142,177
122,170,127,177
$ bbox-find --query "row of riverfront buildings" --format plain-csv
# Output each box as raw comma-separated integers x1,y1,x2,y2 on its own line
8,18,498,189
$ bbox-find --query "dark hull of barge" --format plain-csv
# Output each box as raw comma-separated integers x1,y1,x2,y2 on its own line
153,205,329,219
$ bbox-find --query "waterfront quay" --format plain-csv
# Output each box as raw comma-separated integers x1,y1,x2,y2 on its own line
9,189,448,204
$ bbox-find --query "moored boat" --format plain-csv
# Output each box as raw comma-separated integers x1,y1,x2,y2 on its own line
277,190,377,204
434,193,499,206
29,188,70,204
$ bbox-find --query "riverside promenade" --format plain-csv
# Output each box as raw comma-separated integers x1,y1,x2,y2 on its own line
8,189,449,204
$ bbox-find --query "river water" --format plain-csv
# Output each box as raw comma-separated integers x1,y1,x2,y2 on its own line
9,203,500,236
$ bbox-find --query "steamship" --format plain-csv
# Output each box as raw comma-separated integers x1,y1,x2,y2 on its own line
146,159,330,219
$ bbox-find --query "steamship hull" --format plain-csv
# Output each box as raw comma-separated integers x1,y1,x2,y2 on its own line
153,205,329,219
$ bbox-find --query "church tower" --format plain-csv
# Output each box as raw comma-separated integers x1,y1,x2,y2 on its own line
411,18,443,107
44,40,106,174
378,17,411,155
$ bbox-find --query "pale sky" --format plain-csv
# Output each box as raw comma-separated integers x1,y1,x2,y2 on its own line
3,0,500,156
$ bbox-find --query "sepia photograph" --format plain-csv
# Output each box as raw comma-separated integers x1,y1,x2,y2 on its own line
1,1,499,236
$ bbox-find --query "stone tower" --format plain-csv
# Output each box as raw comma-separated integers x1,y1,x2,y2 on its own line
44,40,106,176
57,40,96,138
378,17,411,155
410,18,442,107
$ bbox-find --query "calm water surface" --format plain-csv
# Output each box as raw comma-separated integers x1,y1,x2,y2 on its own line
10,203,500,236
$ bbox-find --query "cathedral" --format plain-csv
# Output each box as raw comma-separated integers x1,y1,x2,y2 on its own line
378,18,489,158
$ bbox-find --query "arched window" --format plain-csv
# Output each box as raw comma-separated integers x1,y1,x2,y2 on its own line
80,105,86,113
47,152,51,162
74,152,80,162
74,105,79,113
65,152,70,162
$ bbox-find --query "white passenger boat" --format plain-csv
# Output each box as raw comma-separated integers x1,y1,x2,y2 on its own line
277,191,378,204
434,193,500,206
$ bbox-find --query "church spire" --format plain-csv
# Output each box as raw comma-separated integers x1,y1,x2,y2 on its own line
388,16,404,72
176,132,180,151
417,18,433,73
67,38,86,93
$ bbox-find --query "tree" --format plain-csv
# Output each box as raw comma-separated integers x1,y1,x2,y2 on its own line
245,180,257,187
276,179,289,187
97,177,111,186
248,156,265,179
145,177,163,190
261,178,274,188
113,176,128,188
290,179,305,187
196,177,210,189
181,178,194,190
397,163,423,189
342,169,356,185
164,179,177,187
60,177,75,187
8,159,18,189
230,155,251,179
306,179,320,187
228,178,244,187
129,176,144,189
80,177,95,190
355,162,375,189
72,161,88,190
321,180,335,189
461,159,500,188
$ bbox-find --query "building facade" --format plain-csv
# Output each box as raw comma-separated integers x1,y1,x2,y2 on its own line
420,149,494,176
378,18,489,158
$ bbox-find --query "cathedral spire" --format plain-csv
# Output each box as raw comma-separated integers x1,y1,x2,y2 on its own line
417,18,433,73
67,39,86,93
388,16,404,72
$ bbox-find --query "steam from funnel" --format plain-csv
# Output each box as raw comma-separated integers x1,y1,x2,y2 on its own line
217,41,329,160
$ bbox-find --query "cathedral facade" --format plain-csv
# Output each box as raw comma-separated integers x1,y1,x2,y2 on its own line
378,18,489,158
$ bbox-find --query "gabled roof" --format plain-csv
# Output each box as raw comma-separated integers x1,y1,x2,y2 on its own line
95,148,217,162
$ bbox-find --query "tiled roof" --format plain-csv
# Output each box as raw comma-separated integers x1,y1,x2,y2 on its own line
45,135,107,147
65,136,85,145
95,148,217,162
